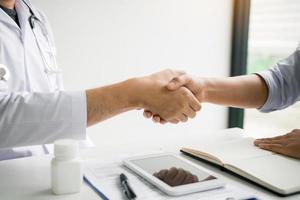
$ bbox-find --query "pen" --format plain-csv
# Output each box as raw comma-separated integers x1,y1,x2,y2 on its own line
226,197,259,200
120,173,137,200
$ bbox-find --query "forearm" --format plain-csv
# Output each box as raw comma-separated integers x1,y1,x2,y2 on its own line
86,78,141,126
202,74,268,109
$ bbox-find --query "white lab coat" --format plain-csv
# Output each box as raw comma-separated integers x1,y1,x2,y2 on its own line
0,0,87,160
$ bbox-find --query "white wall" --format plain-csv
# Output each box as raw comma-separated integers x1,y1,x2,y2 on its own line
32,0,233,146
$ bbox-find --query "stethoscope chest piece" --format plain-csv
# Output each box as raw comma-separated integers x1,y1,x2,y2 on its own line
0,64,10,81
29,14,38,29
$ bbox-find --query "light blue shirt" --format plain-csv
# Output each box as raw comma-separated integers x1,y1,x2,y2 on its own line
257,46,300,113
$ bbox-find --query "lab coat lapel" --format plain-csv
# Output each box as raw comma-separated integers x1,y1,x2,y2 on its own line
0,6,20,31
15,0,31,41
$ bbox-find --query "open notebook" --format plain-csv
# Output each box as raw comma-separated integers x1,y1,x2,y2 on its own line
180,129,300,196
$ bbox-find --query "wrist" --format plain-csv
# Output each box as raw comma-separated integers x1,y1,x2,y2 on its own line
200,77,212,103
124,77,149,109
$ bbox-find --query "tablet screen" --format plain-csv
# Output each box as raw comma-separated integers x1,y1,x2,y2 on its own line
131,155,216,187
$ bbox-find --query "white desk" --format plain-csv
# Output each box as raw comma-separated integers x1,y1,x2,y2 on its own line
0,128,299,200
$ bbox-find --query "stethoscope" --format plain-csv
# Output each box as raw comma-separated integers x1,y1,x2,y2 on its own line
22,0,62,74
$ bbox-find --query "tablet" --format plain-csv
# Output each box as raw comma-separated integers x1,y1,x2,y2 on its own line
123,153,225,196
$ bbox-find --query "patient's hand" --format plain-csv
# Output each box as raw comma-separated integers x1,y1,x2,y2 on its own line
254,129,300,160
153,167,199,186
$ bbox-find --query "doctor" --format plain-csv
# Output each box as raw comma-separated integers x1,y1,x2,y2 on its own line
0,0,201,160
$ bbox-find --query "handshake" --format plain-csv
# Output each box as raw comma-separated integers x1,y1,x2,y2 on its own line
135,69,205,124
86,68,206,126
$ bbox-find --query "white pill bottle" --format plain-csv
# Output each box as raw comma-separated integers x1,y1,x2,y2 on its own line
51,139,82,195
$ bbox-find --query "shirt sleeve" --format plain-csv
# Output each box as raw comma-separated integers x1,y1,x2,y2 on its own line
256,46,300,113
0,89,87,149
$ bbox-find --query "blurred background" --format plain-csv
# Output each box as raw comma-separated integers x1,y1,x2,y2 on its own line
30,0,300,145
31,0,233,146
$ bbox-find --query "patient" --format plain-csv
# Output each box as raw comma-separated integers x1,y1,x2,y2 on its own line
144,46,300,160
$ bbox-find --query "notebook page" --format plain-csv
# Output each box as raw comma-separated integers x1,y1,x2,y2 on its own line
228,154,300,193
186,137,273,164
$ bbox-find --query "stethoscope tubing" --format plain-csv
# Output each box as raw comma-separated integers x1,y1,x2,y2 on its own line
31,19,61,74
22,0,61,74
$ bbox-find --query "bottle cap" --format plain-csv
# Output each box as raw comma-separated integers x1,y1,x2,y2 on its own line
54,139,79,160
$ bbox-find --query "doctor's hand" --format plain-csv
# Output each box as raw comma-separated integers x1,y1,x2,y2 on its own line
137,70,201,124
143,74,205,123
254,129,300,160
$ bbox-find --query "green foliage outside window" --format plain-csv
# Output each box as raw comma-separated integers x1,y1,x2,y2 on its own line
247,54,282,74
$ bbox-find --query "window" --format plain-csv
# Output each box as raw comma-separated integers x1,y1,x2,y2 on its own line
244,0,300,136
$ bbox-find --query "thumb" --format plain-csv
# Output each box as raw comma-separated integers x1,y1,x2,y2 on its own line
166,74,191,91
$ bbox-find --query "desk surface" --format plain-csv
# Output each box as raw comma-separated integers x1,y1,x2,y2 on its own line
0,128,299,200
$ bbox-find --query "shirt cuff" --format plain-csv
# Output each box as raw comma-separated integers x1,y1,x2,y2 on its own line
67,90,87,140
255,71,277,113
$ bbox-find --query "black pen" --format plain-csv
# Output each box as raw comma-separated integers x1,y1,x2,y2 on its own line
120,173,137,200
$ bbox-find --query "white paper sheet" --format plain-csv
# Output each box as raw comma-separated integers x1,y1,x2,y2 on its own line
84,157,258,200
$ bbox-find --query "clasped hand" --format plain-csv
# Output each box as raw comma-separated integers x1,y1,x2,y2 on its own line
139,70,202,124
141,70,203,124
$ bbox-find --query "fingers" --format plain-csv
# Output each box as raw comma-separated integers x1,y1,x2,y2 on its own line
189,101,201,112
183,107,196,119
145,90,200,124
186,90,201,112
166,74,192,91
170,119,180,124
151,115,179,124
254,135,289,155
152,115,161,123
143,78,201,124
182,89,201,120
255,135,286,144
159,119,167,124
178,114,188,123
254,130,300,159
151,115,168,124
143,110,153,118
147,112,191,124
153,114,189,124
254,133,290,146
257,131,295,141
257,143,286,154
255,139,282,145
